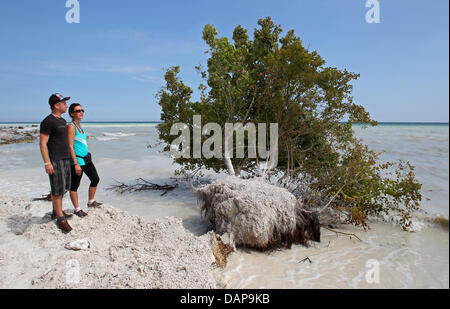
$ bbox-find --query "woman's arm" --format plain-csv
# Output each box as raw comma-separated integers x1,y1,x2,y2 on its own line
67,125,82,175
67,125,78,165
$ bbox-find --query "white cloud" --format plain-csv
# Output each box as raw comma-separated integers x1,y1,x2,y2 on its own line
45,63,157,74
0,61,158,77
132,74,163,83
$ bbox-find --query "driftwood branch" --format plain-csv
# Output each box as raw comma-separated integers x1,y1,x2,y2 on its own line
319,183,347,214
323,227,362,242
108,178,177,196
32,193,52,202
299,257,312,263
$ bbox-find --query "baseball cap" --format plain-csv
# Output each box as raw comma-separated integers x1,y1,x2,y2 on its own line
49,93,71,106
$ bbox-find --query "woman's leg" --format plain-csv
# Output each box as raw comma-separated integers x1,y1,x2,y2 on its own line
69,191,79,209
88,186,97,202
82,162,100,202
69,165,83,210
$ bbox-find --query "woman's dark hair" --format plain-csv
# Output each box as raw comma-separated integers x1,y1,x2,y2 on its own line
69,103,81,118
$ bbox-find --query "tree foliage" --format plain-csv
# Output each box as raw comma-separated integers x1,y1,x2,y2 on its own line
157,17,422,229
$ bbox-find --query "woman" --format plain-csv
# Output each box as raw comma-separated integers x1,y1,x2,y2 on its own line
67,103,102,217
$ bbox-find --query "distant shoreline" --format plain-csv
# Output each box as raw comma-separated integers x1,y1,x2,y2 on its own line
353,122,450,126
0,121,448,126
0,121,162,124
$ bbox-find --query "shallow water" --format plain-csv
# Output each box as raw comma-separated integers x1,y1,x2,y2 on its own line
353,123,449,216
221,222,448,289
0,122,448,288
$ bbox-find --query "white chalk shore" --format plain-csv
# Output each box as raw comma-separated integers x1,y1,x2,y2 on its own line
0,194,221,289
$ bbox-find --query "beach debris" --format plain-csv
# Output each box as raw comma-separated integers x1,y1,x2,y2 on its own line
0,127,39,145
299,257,312,263
323,227,362,242
32,193,52,202
147,141,163,149
31,268,53,285
65,239,91,251
204,231,235,268
429,215,449,230
195,176,321,251
108,178,177,196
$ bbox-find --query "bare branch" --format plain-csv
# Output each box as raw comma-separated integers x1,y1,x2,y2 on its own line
323,227,362,242
108,179,177,196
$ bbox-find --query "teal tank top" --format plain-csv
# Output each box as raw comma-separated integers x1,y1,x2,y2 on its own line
69,123,89,166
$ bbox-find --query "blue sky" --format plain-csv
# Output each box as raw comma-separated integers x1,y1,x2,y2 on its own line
0,0,448,122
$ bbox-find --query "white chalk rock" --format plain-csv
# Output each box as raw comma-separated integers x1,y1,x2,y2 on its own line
65,239,91,251
196,176,320,250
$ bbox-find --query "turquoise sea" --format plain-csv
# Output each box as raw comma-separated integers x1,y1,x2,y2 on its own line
1,121,447,214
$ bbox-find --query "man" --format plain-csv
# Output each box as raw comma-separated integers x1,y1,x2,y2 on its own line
40,93,74,233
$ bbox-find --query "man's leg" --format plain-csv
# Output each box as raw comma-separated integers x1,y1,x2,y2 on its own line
53,194,72,233
53,160,73,232
49,160,73,226
49,160,65,219
52,194,64,218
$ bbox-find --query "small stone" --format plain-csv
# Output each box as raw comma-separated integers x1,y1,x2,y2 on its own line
65,239,91,251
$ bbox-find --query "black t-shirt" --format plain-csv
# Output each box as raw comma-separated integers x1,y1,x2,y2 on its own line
40,114,71,161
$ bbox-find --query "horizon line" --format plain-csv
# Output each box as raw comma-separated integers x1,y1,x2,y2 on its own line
0,121,449,125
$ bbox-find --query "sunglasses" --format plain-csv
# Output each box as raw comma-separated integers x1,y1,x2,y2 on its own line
73,109,85,113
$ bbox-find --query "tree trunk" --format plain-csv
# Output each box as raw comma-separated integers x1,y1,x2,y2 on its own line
224,157,235,176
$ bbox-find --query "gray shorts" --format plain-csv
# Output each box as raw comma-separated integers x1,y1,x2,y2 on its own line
49,159,71,196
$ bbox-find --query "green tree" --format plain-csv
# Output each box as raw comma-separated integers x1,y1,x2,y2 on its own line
157,17,422,229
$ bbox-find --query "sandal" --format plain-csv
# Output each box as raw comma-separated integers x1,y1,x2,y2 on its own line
87,201,103,208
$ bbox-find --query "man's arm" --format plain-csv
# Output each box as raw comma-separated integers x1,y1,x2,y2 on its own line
39,133,54,175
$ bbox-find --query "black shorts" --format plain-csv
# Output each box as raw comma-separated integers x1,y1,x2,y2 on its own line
49,159,71,196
